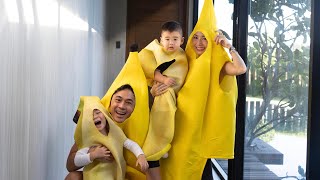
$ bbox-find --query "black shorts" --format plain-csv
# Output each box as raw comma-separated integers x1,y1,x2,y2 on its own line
148,160,160,168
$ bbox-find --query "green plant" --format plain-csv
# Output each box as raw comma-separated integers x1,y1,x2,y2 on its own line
243,0,310,147
280,165,306,180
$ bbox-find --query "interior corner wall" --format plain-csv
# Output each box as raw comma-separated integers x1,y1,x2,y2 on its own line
105,0,128,90
187,0,195,35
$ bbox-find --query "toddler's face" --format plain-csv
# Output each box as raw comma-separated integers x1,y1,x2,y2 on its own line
93,109,107,133
160,30,184,52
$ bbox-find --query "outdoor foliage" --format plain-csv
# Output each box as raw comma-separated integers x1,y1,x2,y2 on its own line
280,165,306,179
244,0,311,146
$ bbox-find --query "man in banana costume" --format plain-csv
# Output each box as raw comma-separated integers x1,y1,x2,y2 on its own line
66,51,150,180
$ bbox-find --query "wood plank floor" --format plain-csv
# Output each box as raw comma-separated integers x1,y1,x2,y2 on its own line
216,154,281,180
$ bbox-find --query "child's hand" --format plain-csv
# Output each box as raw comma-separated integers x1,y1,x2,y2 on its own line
136,154,149,172
163,77,176,87
89,145,112,162
150,82,169,97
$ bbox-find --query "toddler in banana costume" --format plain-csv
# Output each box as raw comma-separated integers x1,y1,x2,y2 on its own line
73,97,149,180
67,84,149,180
138,21,188,180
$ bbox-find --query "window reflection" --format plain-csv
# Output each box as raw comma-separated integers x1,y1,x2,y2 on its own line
4,0,95,32
22,0,35,24
245,0,310,179
35,0,59,26
4,0,19,23
60,5,91,31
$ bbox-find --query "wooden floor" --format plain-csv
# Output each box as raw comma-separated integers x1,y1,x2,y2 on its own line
216,154,281,180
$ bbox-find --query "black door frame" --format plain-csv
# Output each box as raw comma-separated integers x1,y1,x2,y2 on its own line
227,0,248,178
306,0,320,179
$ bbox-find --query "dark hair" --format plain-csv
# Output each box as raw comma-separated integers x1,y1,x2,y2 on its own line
161,21,183,35
111,84,135,100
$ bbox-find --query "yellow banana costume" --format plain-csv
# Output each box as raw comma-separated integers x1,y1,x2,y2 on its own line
161,0,238,178
100,52,150,180
74,96,127,180
139,40,188,161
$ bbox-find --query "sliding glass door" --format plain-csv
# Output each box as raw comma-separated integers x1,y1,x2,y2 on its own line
196,0,312,179
244,0,310,179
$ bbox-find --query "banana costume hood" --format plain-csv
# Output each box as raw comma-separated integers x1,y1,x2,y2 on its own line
100,52,150,180
161,0,238,179
138,39,188,161
74,52,149,179
74,96,127,180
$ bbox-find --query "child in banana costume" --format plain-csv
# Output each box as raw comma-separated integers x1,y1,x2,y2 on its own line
138,21,188,179
74,94,148,180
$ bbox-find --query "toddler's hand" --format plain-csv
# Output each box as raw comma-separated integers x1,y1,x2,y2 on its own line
136,154,149,172
163,77,176,87
150,82,169,97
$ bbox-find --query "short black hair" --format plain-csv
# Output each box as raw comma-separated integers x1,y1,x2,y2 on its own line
161,21,183,35
111,84,135,100
73,84,136,124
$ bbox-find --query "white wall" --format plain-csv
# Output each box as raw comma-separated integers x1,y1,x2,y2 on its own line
105,0,127,88
0,0,127,179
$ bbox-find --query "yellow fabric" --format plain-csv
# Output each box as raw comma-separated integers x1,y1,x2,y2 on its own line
143,39,188,93
138,48,157,86
139,39,188,161
161,0,238,179
100,52,149,180
142,88,176,161
74,96,127,180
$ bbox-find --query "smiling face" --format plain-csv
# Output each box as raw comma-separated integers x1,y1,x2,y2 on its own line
108,89,135,123
160,30,184,52
93,109,108,135
192,31,208,57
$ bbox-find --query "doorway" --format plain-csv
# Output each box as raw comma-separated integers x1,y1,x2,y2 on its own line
126,0,188,56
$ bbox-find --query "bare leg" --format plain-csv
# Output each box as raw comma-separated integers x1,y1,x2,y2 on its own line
65,171,83,180
146,167,161,180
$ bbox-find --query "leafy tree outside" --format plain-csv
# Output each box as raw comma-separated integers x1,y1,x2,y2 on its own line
238,0,311,147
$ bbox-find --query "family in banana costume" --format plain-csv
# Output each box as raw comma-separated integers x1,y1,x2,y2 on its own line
65,0,246,179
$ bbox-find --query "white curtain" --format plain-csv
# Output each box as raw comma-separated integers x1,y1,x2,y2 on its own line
0,0,120,179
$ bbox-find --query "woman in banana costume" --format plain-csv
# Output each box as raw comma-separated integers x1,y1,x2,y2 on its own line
155,0,247,179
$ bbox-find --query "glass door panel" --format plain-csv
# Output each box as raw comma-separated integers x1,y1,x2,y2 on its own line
213,0,235,177
244,0,310,179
